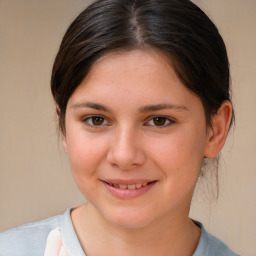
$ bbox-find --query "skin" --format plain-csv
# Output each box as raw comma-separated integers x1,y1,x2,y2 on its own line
62,49,232,256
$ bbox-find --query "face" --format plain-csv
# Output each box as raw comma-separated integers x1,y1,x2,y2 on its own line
63,49,212,228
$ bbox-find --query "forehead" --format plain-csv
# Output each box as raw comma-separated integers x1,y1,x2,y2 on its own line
67,49,202,113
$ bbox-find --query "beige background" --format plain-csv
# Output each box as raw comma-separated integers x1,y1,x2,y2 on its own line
0,0,255,255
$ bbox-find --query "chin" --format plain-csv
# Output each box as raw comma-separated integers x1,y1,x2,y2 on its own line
100,206,157,229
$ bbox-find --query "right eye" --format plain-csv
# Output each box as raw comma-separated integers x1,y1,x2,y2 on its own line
83,116,109,126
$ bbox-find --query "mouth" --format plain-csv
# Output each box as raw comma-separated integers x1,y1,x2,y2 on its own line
101,180,157,199
105,181,154,190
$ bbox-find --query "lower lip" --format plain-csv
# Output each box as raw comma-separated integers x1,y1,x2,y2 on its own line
102,181,157,199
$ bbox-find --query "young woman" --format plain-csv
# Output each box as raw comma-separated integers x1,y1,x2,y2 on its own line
0,0,239,255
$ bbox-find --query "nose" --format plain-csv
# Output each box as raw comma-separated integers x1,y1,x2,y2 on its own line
106,126,146,170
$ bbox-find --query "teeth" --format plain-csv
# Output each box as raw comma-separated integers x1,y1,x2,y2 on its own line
119,184,127,189
127,184,136,189
135,183,142,189
109,182,150,189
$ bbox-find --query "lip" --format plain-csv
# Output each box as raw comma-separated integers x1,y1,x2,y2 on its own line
101,179,157,199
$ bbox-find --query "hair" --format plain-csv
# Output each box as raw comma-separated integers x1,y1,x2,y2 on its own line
51,0,234,133
51,0,234,196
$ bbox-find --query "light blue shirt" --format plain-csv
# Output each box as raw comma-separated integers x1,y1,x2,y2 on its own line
0,209,239,256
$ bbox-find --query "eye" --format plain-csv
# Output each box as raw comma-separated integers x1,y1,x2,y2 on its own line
84,116,109,126
146,116,173,127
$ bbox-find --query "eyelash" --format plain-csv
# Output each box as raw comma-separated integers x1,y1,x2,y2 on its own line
144,116,175,128
82,115,175,128
82,115,110,127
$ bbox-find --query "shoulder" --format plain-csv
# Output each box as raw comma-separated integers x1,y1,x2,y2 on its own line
0,214,60,256
194,222,240,256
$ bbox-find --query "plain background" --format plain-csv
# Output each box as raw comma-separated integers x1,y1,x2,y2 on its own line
0,0,255,255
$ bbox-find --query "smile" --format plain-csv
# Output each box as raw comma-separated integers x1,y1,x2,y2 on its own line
107,182,150,190
101,180,157,199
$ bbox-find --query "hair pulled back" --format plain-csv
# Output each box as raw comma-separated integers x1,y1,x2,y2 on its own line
51,0,234,133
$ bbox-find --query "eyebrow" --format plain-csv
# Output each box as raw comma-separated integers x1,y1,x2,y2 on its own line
70,101,111,112
138,103,188,112
71,101,188,113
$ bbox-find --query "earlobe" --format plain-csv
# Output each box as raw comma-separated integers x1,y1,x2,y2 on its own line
204,100,233,158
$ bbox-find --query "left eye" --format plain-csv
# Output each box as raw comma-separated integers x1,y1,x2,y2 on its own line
146,117,172,127
84,116,109,126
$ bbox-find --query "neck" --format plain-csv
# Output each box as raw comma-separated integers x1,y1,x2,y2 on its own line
71,203,201,256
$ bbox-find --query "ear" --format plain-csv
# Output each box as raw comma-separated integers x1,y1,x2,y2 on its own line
204,100,233,158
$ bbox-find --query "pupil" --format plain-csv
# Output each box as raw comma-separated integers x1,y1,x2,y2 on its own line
92,116,104,125
153,117,166,126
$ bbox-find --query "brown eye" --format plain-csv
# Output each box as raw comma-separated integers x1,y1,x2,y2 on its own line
85,116,108,126
146,116,173,127
152,117,167,126
91,116,105,125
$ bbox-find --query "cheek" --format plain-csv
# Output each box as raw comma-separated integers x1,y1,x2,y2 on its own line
66,132,108,186
148,128,206,177
149,131,205,205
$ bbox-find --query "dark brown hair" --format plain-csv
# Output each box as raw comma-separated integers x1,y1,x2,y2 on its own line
51,0,234,134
